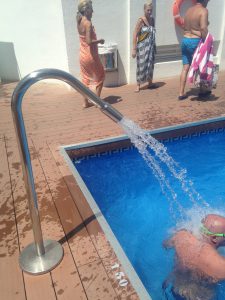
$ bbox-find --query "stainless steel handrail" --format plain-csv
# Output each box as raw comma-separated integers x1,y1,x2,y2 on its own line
11,68,124,275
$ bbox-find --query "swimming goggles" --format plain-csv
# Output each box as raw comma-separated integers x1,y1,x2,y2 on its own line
200,224,225,237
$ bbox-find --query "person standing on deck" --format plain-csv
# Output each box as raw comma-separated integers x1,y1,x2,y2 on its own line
132,1,157,93
77,0,105,108
178,0,209,100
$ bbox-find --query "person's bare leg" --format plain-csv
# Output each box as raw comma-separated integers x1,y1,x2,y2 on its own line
82,83,93,108
96,82,104,97
83,97,93,108
135,83,140,93
179,64,190,98
83,82,104,108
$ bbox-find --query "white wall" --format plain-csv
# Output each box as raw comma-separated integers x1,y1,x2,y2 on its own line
0,0,68,81
1,0,225,84
129,0,147,84
219,15,225,70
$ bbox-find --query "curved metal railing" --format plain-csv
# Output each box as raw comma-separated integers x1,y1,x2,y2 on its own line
11,68,124,274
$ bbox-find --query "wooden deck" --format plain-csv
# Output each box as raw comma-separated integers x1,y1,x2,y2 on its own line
1,72,225,300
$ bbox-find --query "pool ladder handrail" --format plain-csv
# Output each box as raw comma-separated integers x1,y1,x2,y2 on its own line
11,68,124,275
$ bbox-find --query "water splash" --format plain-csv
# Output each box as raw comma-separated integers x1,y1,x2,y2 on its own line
119,117,209,219
174,206,225,239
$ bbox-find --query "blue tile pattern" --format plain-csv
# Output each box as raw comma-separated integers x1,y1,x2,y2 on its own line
72,127,225,162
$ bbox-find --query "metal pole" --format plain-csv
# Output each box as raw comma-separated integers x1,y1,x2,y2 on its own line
11,68,124,275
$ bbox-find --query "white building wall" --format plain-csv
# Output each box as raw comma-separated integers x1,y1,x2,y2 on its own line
0,0,225,84
212,0,225,70
219,19,225,70
0,0,68,82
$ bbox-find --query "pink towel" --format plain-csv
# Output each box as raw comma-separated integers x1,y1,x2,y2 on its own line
188,33,214,87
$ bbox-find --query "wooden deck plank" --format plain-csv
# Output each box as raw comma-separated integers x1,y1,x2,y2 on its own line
51,246,87,300
78,259,118,300
28,140,87,300
32,139,100,267
0,137,26,300
34,139,123,299
5,135,56,300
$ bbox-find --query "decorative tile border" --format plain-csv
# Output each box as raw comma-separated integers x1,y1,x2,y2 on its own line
72,126,225,162
72,145,135,163
161,127,225,143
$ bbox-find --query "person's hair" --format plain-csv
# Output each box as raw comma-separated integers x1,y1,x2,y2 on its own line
144,1,153,10
76,0,92,24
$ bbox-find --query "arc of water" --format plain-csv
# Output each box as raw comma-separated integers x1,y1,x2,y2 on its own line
120,117,209,217
121,118,186,218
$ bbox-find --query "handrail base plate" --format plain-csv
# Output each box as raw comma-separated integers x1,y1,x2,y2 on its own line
19,239,64,275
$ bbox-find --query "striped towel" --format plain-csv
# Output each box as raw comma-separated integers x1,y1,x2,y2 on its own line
188,33,215,88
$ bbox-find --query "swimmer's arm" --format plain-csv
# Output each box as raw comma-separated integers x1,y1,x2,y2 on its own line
199,9,209,40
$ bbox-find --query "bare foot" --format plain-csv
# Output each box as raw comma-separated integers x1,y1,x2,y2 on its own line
134,86,140,93
83,101,94,109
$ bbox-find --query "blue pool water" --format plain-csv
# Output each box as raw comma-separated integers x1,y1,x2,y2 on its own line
73,129,225,299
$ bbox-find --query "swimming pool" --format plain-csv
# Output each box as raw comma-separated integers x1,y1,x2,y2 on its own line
62,117,225,300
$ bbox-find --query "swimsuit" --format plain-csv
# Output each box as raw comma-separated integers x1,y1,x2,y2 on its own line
181,37,200,65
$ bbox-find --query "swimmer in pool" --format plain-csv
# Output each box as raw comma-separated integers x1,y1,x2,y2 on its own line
163,214,225,299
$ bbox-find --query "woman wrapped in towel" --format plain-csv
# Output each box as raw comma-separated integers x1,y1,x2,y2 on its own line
77,0,105,108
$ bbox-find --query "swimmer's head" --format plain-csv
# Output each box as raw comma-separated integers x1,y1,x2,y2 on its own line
201,214,225,247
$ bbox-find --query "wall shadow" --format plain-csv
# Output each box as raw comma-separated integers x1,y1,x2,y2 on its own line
0,42,21,83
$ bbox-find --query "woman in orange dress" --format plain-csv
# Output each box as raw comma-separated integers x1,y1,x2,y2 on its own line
77,0,105,108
